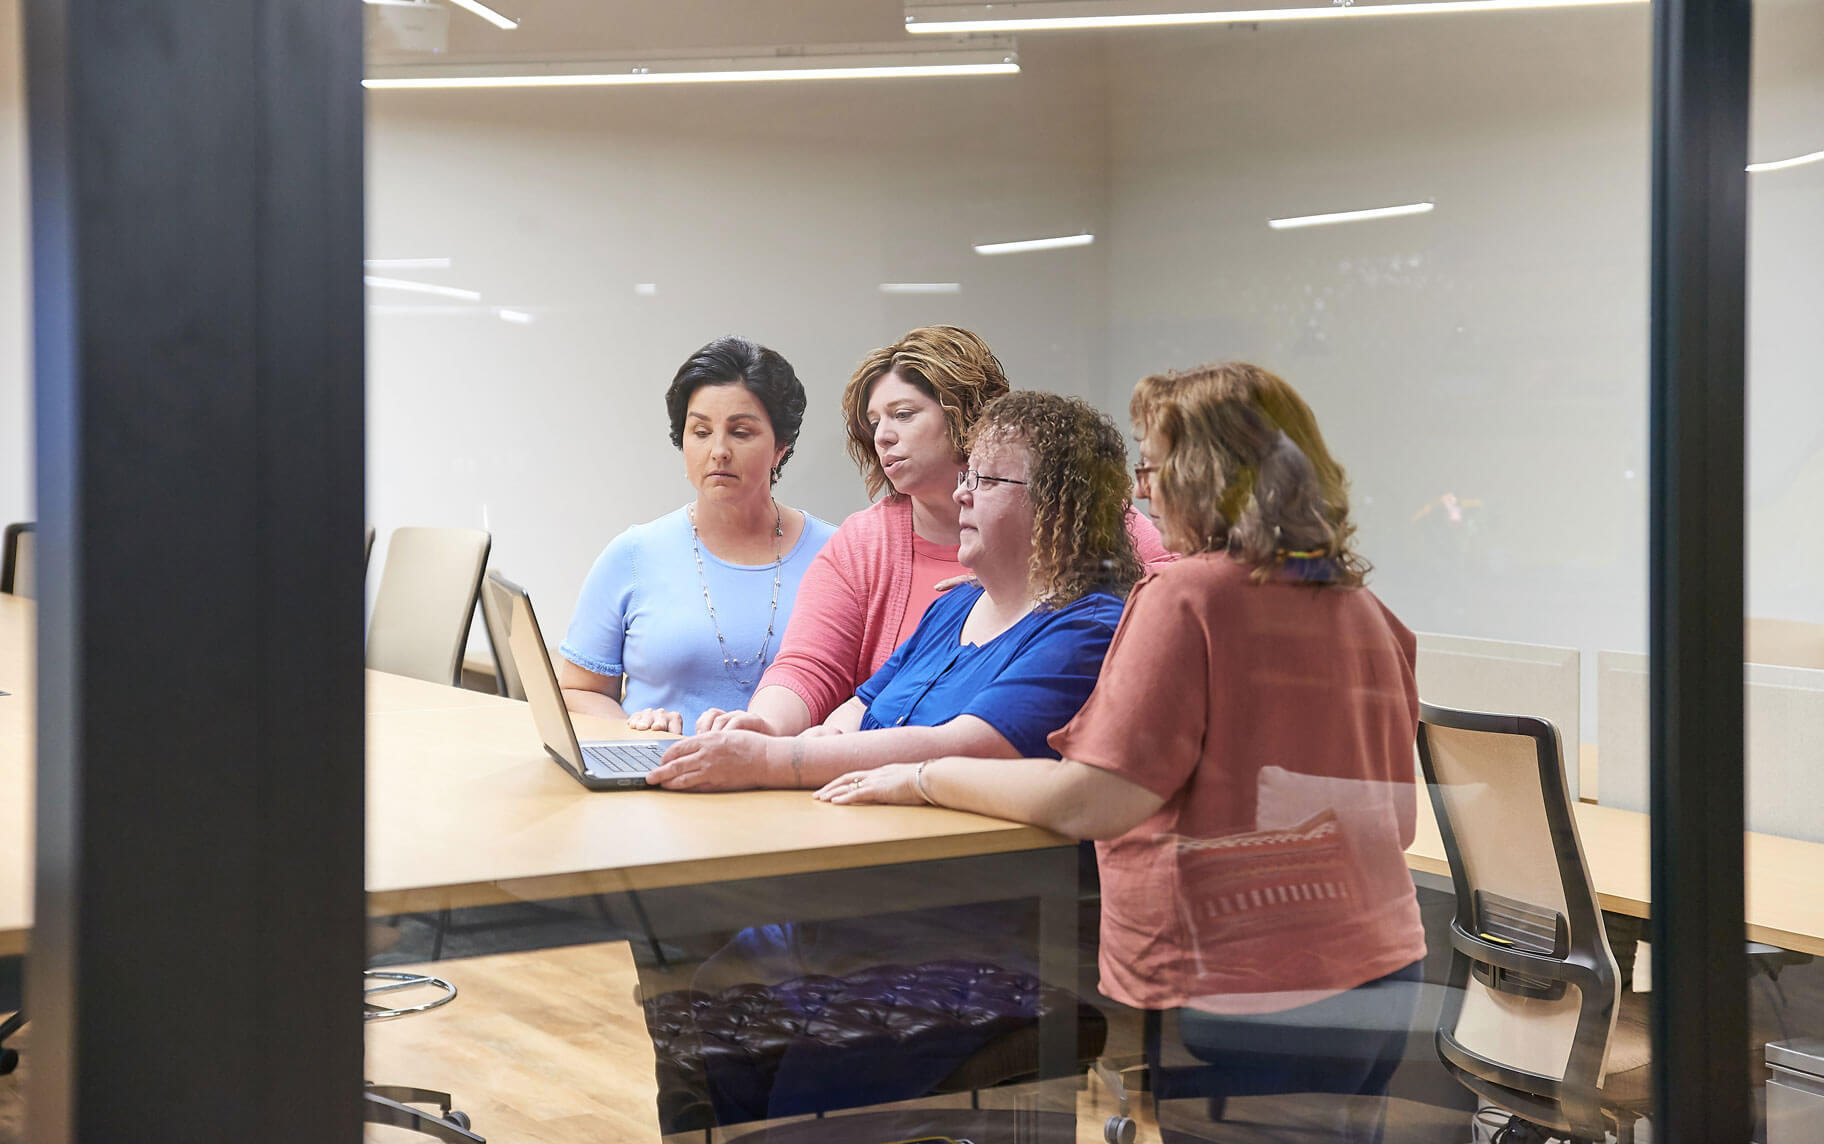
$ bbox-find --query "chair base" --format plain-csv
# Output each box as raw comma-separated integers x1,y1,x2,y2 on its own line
364,1083,485,1143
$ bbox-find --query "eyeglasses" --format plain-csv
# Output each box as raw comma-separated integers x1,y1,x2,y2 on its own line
1133,463,1158,488
957,469,1028,492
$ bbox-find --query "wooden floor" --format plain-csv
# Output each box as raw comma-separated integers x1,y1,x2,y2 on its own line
0,938,1484,1143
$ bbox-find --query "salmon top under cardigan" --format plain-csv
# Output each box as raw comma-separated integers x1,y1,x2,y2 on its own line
756,495,1174,724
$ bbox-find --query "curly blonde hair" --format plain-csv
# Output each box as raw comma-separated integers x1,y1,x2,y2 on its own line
1130,362,1369,588
840,326,1010,500
969,391,1142,606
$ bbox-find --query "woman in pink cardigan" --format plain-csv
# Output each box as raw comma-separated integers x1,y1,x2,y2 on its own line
688,325,1171,737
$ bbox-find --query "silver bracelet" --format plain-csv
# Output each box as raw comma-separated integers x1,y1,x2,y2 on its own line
914,761,938,806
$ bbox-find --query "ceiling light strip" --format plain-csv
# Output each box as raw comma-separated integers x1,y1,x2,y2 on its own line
906,0,1645,33
364,257,454,270
879,282,963,294
445,0,518,30
365,63,1018,89
364,275,483,301
1268,202,1434,229
1747,149,1824,174
974,233,1095,255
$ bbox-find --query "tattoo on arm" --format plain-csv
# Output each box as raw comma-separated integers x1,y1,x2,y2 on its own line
791,738,805,788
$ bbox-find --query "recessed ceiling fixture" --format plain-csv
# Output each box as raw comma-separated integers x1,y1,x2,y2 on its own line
973,233,1094,255
364,275,482,301
365,39,1018,89
905,0,1644,33
363,257,454,270
1268,201,1434,229
444,0,518,30
879,282,963,294
1747,148,1823,174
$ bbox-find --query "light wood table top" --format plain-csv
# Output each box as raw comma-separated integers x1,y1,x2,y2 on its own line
362,670,1068,916
0,598,1068,953
1405,778,1824,958
9,595,1824,958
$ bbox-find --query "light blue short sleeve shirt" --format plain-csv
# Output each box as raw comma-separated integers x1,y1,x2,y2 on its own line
559,506,837,729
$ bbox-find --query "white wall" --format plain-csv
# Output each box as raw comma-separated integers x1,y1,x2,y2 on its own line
0,0,30,530
364,34,1112,642
1098,6,1823,730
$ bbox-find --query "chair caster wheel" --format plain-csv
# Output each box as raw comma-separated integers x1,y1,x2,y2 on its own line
447,1109,471,1129
1104,1115,1136,1144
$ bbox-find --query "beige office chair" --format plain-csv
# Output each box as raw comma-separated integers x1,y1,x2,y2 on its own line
367,527,491,686
477,571,525,700
1416,703,1650,1144
1,523,33,599
1746,617,1824,671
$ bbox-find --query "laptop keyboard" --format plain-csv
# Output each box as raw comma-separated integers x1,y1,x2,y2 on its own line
582,742,667,774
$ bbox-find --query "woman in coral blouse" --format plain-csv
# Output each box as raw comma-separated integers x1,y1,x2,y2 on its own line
676,325,1171,738
822,363,1427,1144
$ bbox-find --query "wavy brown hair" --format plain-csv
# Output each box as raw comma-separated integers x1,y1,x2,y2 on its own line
970,391,1142,607
1130,362,1369,587
841,326,1010,500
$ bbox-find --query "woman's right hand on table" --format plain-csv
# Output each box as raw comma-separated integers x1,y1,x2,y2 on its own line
695,707,773,735
626,707,683,735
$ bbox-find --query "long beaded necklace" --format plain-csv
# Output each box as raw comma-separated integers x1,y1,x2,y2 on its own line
688,499,784,687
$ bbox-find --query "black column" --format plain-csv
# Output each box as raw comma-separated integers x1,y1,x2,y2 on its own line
1648,0,1751,1140
24,1,366,1140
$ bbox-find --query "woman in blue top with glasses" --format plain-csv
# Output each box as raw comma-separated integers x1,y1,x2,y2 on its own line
646,389,1141,790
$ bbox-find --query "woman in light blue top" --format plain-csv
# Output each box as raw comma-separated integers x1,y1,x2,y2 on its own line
558,336,836,733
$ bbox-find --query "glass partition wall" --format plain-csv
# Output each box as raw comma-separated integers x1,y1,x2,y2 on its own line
357,4,1695,1143
0,0,1798,1141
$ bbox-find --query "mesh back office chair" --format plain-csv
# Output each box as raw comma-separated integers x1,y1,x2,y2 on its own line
1416,703,1650,1144
1,523,32,599
367,527,491,686
477,571,525,700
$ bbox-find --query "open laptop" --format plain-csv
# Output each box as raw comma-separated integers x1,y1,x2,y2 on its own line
484,571,673,791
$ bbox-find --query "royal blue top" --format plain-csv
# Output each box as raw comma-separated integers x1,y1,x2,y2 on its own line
559,506,837,729
854,583,1126,758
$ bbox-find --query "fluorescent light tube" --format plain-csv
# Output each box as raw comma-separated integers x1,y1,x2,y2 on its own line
364,275,483,301
906,0,1645,33
634,283,658,296
365,39,1019,89
1268,202,1434,229
365,63,1017,89
973,233,1094,255
495,308,534,323
1747,149,1824,174
879,282,963,294
364,257,454,270
445,0,518,30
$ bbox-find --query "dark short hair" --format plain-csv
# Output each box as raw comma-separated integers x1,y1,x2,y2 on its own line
665,336,809,480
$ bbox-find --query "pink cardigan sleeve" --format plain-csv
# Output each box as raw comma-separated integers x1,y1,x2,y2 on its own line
757,531,872,723
1124,505,1177,567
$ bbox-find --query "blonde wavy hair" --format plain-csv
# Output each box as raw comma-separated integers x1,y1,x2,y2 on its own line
841,326,1009,500
1130,362,1369,587
970,391,1142,607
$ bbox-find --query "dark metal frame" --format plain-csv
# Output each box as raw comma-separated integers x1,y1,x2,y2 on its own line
1648,0,1752,1140
0,523,30,595
1416,704,1623,1141
23,0,366,1139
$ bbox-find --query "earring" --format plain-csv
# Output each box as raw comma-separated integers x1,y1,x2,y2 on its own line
770,465,782,483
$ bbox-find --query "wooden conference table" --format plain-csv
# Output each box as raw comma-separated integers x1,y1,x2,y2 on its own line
8,591,1824,960
0,594,1075,960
